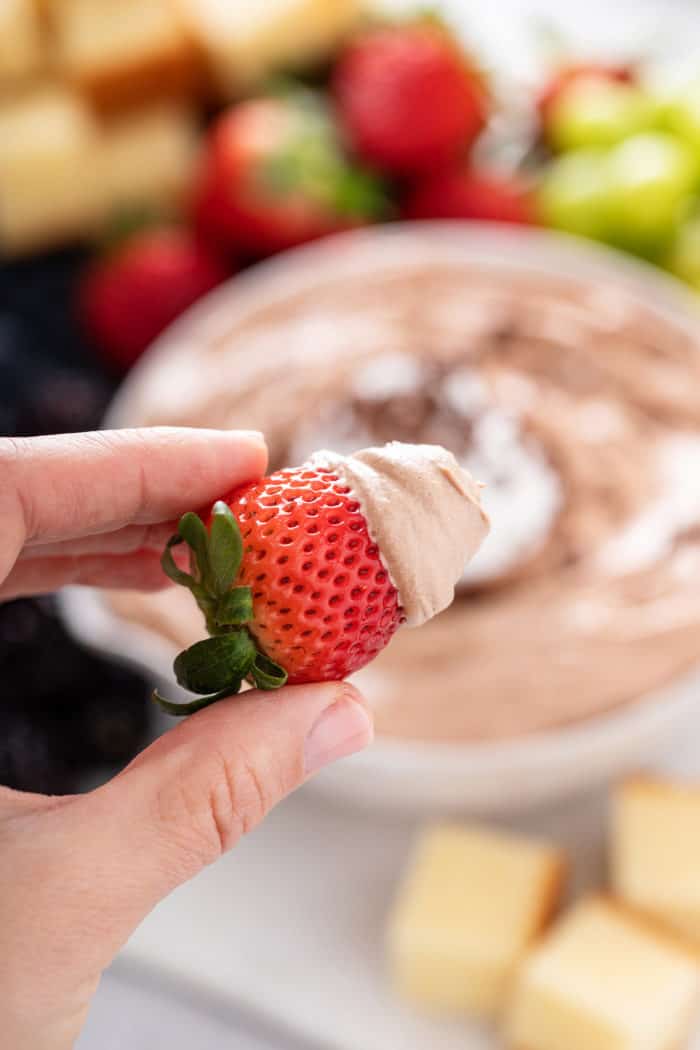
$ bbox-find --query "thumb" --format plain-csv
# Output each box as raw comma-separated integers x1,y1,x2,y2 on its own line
31,682,372,983
102,680,372,895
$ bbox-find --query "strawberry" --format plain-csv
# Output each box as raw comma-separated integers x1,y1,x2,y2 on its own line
192,92,387,257
537,62,635,129
79,227,230,372
155,460,404,714
403,167,535,225
333,22,487,177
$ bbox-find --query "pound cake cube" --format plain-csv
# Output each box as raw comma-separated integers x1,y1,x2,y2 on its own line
178,0,365,97
0,0,43,84
49,0,198,109
506,897,700,1050
0,86,103,254
97,103,199,218
612,776,700,942
387,823,566,1017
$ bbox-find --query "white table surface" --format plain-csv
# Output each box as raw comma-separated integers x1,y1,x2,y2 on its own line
76,720,700,1050
78,965,307,1050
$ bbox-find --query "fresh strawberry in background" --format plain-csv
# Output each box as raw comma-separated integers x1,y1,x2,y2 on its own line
333,21,488,177
155,461,405,714
79,226,230,372
537,61,636,130
193,92,387,257
404,167,535,225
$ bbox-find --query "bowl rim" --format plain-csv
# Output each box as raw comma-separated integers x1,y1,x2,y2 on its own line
107,220,700,426
91,221,700,768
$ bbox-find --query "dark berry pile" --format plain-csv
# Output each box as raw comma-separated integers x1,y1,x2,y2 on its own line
0,249,152,793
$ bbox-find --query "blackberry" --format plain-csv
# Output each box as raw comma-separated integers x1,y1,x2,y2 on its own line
0,709,72,795
0,247,150,794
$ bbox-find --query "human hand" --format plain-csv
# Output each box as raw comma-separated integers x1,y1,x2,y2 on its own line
0,429,373,1050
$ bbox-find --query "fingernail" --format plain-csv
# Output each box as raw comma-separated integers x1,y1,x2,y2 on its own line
304,692,373,775
235,430,265,446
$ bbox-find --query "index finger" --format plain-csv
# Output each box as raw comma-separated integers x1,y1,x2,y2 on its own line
0,427,267,566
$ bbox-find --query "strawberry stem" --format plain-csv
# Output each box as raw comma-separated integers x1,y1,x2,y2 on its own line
153,503,288,716
258,90,389,221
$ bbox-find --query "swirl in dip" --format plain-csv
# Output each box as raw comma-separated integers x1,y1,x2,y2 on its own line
107,233,700,741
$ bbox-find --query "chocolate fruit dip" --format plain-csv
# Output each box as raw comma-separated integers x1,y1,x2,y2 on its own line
107,228,700,741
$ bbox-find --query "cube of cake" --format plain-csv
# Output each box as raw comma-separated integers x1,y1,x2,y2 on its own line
49,0,199,110
178,0,365,98
97,103,199,218
612,776,700,943
387,823,566,1017
0,0,44,83
0,87,103,254
506,897,700,1050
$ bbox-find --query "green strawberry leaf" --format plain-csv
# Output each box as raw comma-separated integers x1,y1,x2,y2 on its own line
174,633,256,694
158,506,290,715
259,91,388,220
209,501,243,596
332,168,390,219
249,652,288,690
178,511,211,586
153,685,242,717
99,205,175,255
161,534,196,589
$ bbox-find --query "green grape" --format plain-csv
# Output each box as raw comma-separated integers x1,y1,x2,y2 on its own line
665,213,700,286
664,82,700,150
547,78,657,152
537,149,611,240
606,132,697,250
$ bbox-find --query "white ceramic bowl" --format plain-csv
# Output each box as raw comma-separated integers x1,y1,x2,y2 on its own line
62,224,700,815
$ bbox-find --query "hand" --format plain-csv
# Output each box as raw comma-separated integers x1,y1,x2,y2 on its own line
0,429,373,1050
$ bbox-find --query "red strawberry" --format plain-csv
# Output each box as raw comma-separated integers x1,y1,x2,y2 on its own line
404,167,535,225
192,93,387,257
537,62,635,128
79,227,230,372
155,461,404,714
333,23,487,177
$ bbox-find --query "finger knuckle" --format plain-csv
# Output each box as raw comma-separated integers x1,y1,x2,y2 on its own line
207,747,272,852
0,438,34,540
154,746,282,869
